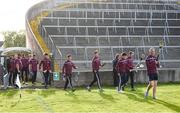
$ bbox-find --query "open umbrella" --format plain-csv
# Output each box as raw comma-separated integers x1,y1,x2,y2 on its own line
1,47,32,56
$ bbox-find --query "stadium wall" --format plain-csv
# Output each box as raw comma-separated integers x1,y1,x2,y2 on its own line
53,69,180,87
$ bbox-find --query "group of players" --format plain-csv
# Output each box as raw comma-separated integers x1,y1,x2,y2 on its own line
62,48,159,99
3,47,159,99
6,53,52,89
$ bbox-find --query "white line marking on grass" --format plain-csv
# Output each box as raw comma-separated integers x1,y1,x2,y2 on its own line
36,95,54,113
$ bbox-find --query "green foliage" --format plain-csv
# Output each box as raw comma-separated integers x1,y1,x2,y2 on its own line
2,30,26,48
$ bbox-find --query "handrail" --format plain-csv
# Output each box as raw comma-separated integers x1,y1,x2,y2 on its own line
56,45,180,48
42,17,180,20
51,1,178,5
50,35,180,37
42,8,180,13
68,68,180,72
54,4,178,10
25,0,55,60
58,60,180,63
25,17,44,54
49,36,63,58
43,25,180,28
55,0,177,5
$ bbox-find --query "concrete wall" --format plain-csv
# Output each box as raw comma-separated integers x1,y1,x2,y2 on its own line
53,69,180,87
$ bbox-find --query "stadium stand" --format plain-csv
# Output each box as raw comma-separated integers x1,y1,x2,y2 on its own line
26,0,180,71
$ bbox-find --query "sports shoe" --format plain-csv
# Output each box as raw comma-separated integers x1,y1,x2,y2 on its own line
99,89,104,92
153,96,157,100
86,86,91,92
118,90,124,93
64,88,67,91
116,87,119,92
122,86,125,91
45,86,48,89
72,89,76,92
32,82,36,85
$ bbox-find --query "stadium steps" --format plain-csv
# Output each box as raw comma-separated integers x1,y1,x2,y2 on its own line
37,0,180,70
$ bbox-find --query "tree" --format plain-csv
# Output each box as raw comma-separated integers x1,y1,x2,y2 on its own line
2,30,26,48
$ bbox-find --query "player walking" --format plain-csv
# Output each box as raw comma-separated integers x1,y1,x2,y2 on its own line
86,50,104,92
145,48,159,99
62,54,78,91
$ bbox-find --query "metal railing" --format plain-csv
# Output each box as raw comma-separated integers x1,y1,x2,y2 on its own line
41,16,180,20
25,0,71,68
56,45,180,67
26,0,180,71
49,35,180,37
54,0,178,5
26,0,56,60
43,25,180,28
43,8,180,13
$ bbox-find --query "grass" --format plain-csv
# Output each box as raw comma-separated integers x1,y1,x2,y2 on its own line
0,83,180,112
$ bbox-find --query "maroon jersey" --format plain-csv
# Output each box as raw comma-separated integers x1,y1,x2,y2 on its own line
29,58,38,71
14,58,22,71
39,58,51,71
127,56,134,71
92,56,101,71
21,57,29,68
146,55,159,75
62,60,77,75
9,58,15,72
116,58,128,73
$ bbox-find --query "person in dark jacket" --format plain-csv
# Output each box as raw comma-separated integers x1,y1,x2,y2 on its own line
39,53,52,89
62,54,77,91
29,54,39,85
126,51,135,91
8,56,14,86
87,50,104,92
21,54,29,85
13,54,22,86
116,52,128,93
6,56,10,74
0,63,6,85
112,54,119,88
145,48,159,99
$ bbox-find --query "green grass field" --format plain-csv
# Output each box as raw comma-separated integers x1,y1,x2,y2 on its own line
0,83,180,112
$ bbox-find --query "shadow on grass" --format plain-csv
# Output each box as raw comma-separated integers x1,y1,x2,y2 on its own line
38,89,56,98
10,99,21,108
25,89,35,94
65,91,79,100
154,99,180,112
124,88,180,112
99,92,116,102
123,89,154,104
0,89,19,98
